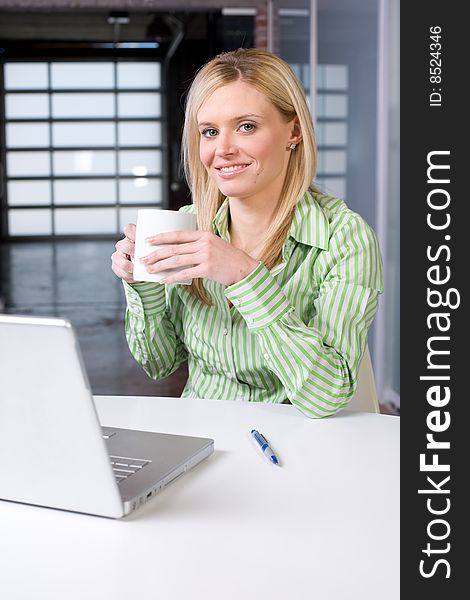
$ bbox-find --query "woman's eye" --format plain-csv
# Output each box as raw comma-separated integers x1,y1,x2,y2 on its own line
239,123,256,133
202,128,218,138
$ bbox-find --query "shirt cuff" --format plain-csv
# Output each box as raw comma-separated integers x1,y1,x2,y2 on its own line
224,262,294,330
122,280,166,317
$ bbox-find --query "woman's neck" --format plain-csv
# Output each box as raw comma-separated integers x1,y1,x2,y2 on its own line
227,196,278,255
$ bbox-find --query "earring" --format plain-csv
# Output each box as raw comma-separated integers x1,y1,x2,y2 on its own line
289,143,297,150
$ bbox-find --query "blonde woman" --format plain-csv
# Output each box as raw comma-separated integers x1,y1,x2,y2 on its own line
111,48,383,418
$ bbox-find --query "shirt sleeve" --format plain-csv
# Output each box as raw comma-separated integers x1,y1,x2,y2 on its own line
224,214,383,418
123,280,188,380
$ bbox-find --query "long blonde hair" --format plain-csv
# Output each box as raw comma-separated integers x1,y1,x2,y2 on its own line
182,48,318,304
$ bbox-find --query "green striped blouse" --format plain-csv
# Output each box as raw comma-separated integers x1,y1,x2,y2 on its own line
123,191,383,418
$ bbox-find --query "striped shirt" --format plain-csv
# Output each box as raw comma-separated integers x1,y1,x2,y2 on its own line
123,191,383,418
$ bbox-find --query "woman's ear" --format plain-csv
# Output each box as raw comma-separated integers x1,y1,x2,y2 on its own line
287,117,303,146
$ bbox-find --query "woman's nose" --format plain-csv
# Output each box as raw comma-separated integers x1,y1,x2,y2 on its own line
215,132,237,156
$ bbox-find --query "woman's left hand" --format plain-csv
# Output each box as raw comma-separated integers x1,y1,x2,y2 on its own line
140,230,259,286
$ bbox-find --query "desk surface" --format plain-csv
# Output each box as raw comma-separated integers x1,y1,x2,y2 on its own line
0,396,399,600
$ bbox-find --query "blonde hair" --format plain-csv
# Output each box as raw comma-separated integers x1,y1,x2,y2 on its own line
182,48,318,304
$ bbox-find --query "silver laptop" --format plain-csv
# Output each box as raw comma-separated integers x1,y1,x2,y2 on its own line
0,314,214,518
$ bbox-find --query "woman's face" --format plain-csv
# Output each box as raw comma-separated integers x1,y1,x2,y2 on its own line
197,80,299,204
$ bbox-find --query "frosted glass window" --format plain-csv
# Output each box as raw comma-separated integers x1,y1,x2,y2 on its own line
119,206,162,230
317,177,346,199
9,209,52,235
52,122,115,148
316,122,347,146
324,65,348,90
53,151,115,176
118,121,162,147
118,93,161,118
117,62,161,89
316,94,348,118
52,93,115,118
301,64,310,90
8,180,51,206
318,65,348,90
119,178,163,203
317,150,347,174
6,93,49,119
290,63,301,79
317,66,326,89
54,208,117,234
54,180,116,205
51,62,114,89
6,123,50,148
119,207,139,230
118,150,162,176
7,152,51,177
5,63,48,90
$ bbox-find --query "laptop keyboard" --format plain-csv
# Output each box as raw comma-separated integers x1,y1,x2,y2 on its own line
109,455,151,483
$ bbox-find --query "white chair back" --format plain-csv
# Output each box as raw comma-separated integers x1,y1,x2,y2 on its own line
348,345,380,413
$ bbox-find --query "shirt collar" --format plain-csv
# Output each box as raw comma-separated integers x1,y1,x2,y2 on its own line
212,197,230,241
211,192,330,250
288,192,330,250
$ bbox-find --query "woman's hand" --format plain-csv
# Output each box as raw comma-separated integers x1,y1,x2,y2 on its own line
141,230,259,286
111,223,142,284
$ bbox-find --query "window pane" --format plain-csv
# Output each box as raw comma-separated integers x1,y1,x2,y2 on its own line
316,93,348,118
119,178,163,204
52,93,115,118
9,209,52,235
324,65,348,90
7,180,51,206
5,93,49,119
53,151,115,176
317,150,347,174
52,122,115,147
7,151,51,177
301,64,310,91
118,121,162,147
316,122,347,146
316,177,346,199
119,206,161,230
118,150,162,176
117,62,161,89
318,65,348,90
5,63,48,90
54,208,117,234
118,93,161,117
6,123,50,148
51,62,114,89
54,179,116,205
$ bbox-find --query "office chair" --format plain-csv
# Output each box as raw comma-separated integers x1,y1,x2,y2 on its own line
347,345,380,413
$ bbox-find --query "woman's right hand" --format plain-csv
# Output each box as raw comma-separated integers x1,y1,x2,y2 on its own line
111,223,142,284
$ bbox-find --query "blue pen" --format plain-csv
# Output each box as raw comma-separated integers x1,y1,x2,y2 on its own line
251,429,279,465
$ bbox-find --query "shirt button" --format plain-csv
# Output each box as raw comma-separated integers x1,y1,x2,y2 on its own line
223,328,228,335
264,353,270,361
234,298,241,306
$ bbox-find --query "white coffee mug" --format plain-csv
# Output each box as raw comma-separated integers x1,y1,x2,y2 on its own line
133,209,197,284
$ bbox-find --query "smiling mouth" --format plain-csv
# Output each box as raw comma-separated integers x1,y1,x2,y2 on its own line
215,164,250,175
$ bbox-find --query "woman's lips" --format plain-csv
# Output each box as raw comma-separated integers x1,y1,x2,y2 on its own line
214,163,251,178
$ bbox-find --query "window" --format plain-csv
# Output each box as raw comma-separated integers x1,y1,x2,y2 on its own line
3,60,164,237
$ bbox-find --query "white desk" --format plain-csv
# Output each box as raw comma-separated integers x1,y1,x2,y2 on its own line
0,396,399,600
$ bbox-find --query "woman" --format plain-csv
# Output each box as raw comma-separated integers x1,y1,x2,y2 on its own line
111,48,383,418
